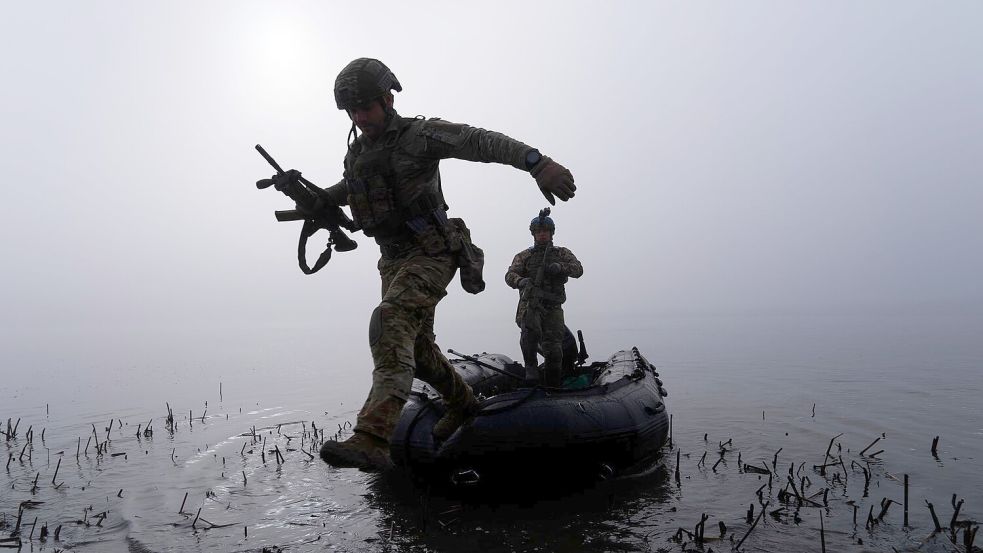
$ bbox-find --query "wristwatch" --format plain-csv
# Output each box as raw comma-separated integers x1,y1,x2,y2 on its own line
524,149,542,170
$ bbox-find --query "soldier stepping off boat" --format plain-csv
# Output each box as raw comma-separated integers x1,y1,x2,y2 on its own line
302,58,577,471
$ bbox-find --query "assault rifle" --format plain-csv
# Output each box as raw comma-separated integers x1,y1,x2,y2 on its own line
255,144,358,274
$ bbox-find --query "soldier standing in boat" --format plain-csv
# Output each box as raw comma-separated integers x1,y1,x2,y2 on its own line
314,58,577,470
505,209,583,387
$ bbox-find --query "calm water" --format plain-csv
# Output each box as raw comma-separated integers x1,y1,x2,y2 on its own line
2,313,982,552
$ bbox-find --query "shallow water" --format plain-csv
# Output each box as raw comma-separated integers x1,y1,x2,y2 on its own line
2,313,982,552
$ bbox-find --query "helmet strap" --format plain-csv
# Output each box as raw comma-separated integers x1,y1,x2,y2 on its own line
347,120,358,150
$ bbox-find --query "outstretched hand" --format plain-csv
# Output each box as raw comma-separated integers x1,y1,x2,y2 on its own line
531,157,576,205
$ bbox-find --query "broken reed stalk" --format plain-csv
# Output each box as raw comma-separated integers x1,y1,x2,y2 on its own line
877,498,896,521
697,451,707,467
926,500,942,532
951,498,963,531
179,492,188,514
736,500,769,550
674,449,681,483
860,436,882,456
823,433,844,464
695,513,708,545
820,512,826,553
904,474,909,527
192,507,201,529
51,458,61,485
931,436,939,457
787,475,803,504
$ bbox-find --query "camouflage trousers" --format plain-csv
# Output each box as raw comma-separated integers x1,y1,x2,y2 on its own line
519,304,565,386
354,249,475,442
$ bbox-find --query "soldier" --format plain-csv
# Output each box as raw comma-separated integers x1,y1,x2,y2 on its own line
316,58,577,470
505,209,583,387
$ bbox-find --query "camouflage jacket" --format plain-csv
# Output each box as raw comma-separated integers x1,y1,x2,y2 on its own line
322,111,535,246
505,243,583,325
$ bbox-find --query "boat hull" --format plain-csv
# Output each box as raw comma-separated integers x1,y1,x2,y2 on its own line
390,347,669,491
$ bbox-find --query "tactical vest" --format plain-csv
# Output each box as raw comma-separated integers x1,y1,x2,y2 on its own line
344,139,402,237
523,245,568,305
343,118,445,241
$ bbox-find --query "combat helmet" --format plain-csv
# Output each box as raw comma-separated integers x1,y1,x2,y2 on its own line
334,58,402,111
529,207,555,234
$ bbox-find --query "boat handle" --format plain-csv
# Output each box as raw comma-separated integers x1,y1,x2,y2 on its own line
451,468,481,486
644,402,665,415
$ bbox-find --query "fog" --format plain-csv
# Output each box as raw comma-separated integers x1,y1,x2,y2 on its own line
1,1,981,376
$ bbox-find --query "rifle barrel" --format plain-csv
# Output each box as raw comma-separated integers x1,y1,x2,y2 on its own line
447,349,524,381
255,144,285,174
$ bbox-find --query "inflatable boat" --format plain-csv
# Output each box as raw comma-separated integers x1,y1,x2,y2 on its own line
389,344,670,491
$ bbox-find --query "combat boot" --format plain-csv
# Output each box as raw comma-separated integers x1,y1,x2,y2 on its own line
432,398,479,441
319,431,394,471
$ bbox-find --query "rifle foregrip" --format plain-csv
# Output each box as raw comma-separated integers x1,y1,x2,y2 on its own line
274,209,306,222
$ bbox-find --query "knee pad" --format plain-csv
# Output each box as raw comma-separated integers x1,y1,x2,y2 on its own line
369,305,385,346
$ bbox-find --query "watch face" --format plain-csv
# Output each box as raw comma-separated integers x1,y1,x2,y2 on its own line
526,150,542,167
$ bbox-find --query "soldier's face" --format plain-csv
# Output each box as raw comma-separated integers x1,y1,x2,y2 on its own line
533,229,552,245
348,94,393,140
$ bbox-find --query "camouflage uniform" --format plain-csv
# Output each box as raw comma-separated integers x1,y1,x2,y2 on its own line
323,111,537,442
505,244,583,385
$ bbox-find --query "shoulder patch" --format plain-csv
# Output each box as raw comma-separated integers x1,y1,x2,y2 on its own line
419,118,466,146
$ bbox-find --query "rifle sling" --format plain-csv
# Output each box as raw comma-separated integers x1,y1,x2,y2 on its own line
297,219,333,274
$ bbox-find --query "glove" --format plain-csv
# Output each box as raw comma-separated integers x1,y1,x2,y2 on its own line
517,278,532,289
272,169,302,192
530,156,576,205
546,262,563,276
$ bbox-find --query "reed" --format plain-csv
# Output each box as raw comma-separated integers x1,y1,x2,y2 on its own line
820,512,826,553
903,474,909,527
859,435,882,456
51,458,60,485
925,500,942,532
736,500,769,550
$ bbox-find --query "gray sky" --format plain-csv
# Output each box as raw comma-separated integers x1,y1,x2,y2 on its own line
1,1,981,372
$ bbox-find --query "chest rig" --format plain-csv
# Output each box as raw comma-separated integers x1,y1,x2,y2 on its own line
343,119,451,256
523,246,567,304
345,137,403,238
